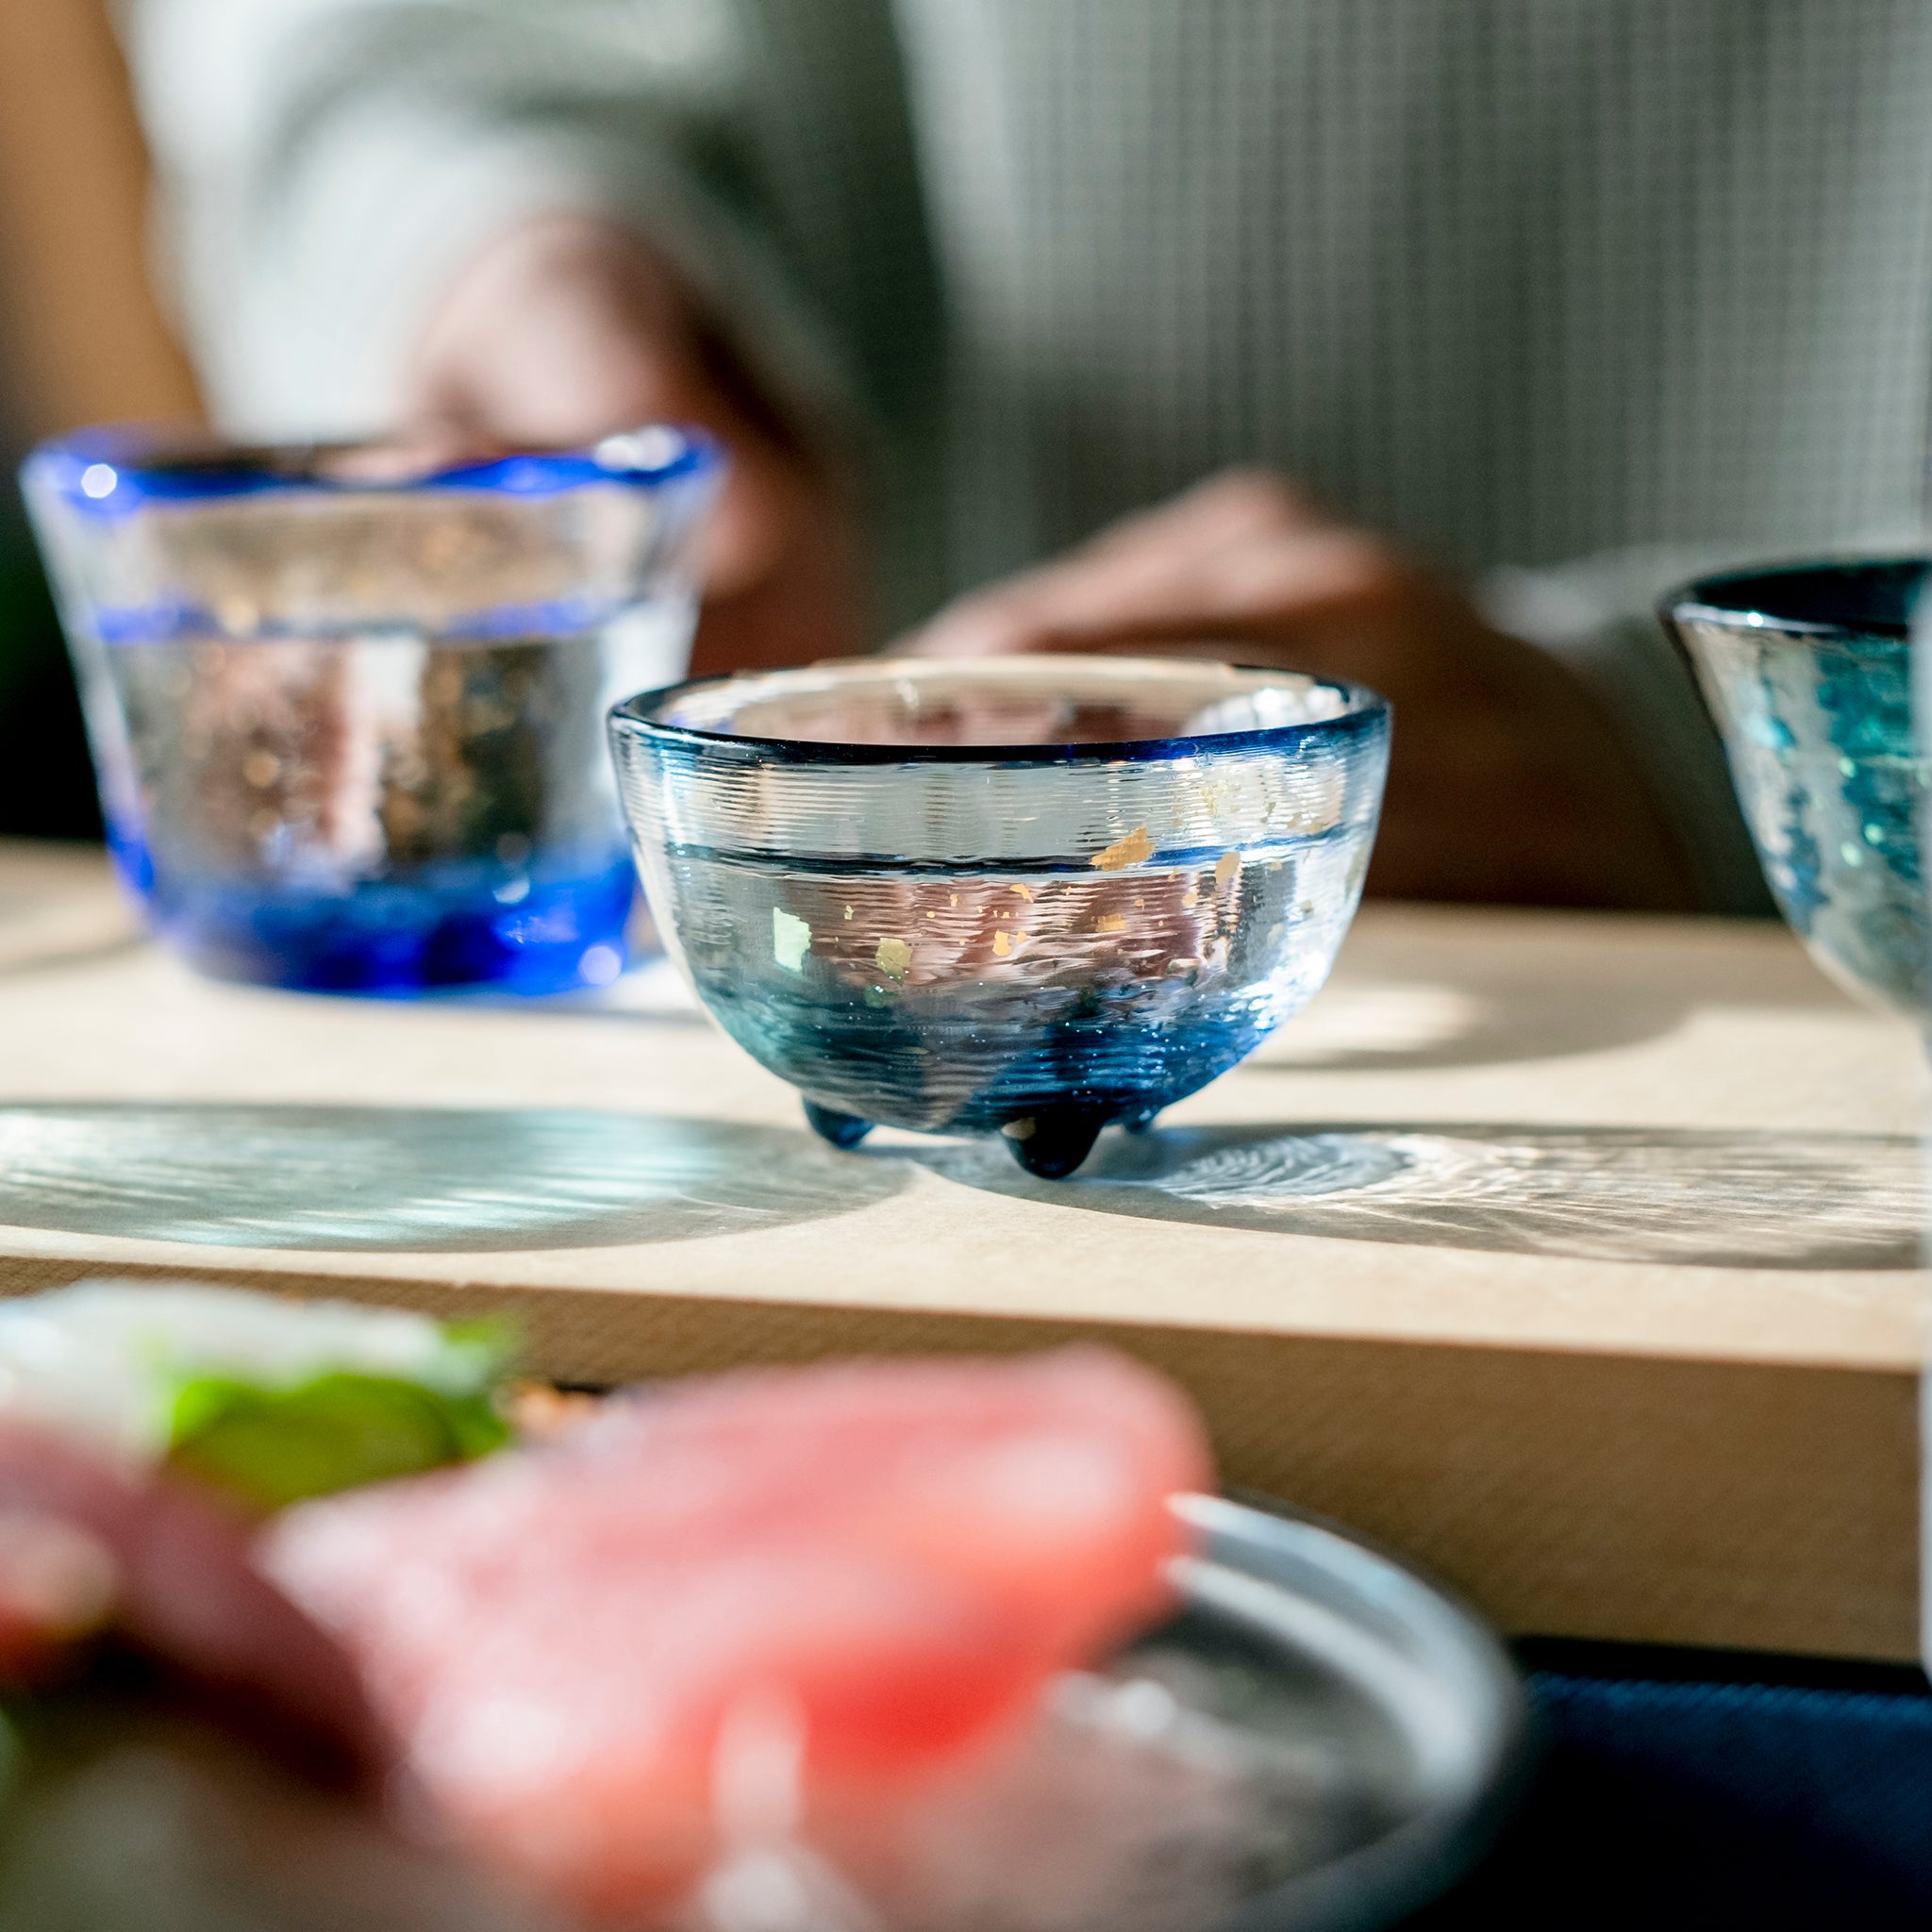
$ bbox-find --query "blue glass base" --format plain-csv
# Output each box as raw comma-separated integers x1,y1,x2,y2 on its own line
707,984,1275,1149
112,838,638,996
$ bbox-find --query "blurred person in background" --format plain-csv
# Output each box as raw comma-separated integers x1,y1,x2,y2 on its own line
122,2,1932,912
0,0,207,841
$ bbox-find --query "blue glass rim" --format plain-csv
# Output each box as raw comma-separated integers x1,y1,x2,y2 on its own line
609,656,1390,766
1663,555,1928,646
21,421,723,521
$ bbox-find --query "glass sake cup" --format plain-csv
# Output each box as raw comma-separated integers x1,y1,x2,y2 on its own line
610,657,1390,1176
1664,559,1928,1016
22,425,720,995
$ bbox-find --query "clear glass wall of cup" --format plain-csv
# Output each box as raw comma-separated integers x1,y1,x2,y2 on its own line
1664,559,1929,1017
23,427,720,995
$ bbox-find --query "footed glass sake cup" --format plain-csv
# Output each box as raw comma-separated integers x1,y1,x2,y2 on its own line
23,425,719,994
610,657,1389,1175
1665,559,1929,1016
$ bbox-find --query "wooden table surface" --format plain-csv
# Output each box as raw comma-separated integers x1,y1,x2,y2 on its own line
0,841,1922,1660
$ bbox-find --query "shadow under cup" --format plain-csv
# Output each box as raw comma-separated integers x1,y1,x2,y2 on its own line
21,427,719,995
1666,558,1929,1016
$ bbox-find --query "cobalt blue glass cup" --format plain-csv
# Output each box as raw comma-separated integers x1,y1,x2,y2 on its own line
1665,558,1929,1017
610,656,1390,1176
22,425,720,995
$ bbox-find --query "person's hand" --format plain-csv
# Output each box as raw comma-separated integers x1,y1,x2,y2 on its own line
908,471,1695,908
403,211,865,674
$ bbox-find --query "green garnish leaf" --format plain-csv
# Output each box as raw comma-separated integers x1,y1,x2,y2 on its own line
166,1373,509,1511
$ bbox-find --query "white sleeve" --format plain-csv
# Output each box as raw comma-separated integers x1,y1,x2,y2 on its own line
121,0,847,441
1476,545,1779,917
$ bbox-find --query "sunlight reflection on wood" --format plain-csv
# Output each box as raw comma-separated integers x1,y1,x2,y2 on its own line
0,1106,904,1253
920,1124,1924,1270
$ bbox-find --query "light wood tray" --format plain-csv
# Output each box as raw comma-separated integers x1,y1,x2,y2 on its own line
0,843,1920,1660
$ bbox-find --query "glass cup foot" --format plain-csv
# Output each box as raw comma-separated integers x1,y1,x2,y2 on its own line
1004,1108,1106,1179
804,1101,873,1149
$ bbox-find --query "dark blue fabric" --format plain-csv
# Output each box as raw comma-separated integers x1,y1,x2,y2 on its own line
1406,1654,1932,1929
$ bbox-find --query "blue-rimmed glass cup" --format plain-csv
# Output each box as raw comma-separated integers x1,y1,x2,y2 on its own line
22,425,720,994
609,656,1389,1175
1664,559,1928,1016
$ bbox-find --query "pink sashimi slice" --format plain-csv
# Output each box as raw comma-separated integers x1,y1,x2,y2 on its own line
0,1424,385,1779
265,1347,1212,1922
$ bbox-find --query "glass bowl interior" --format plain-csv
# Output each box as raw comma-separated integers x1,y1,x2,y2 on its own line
1668,557,1925,642
22,423,723,647
619,656,1381,761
